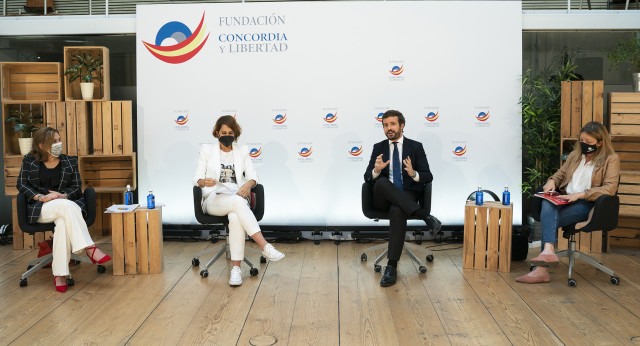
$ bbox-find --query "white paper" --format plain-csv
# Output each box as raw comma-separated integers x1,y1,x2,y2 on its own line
105,204,139,213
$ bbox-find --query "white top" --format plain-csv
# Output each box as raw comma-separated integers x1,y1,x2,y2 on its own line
371,136,420,183
216,150,239,194
566,155,595,195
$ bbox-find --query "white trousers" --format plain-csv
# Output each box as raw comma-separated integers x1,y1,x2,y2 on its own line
204,193,261,261
37,199,94,276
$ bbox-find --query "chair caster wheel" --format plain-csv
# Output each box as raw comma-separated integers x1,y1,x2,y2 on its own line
361,253,367,262
27,265,34,270
97,265,106,274
419,266,427,274
192,258,200,266
568,278,577,287
250,268,259,276
335,240,341,245
426,254,434,262
260,256,266,264
529,265,536,272
374,264,382,272
314,240,320,245
610,276,620,285
72,259,81,265
200,270,209,278
66,278,75,286
20,278,27,287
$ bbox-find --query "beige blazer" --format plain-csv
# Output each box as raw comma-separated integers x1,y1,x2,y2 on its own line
548,151,620,202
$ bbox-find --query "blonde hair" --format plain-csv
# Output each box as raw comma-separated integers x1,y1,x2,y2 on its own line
30,127,59,161
570,121,615,168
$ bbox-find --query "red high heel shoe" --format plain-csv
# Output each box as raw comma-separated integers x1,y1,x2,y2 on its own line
54,276,67,293
85,246,111,264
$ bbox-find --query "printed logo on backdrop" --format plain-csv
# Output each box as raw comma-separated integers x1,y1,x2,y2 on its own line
142,12,210,64
247,143,263,164
297,143,313,164
372,107,389,129
388,61,404,82
451,141,468,162
218,14,288,54
424,107,440,128
347,141,364,162
322,108,338,129
272,109,288,130
173,110,190,131
474,107,491,128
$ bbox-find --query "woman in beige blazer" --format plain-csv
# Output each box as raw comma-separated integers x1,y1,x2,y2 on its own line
517,121,620,284
193,115,284,286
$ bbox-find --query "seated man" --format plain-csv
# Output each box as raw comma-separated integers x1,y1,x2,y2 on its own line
364,110,433,287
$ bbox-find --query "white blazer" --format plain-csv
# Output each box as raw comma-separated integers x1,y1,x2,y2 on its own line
193,142,259,203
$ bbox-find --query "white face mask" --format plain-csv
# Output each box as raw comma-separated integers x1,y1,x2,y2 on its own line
50,142,63,157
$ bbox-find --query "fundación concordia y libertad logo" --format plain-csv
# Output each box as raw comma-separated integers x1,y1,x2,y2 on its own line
142,12,210,64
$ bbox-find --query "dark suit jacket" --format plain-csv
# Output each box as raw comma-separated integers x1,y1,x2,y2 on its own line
17,154,87,224
364,137,433,192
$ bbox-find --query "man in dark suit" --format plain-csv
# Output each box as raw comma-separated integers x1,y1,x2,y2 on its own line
364,110,433,287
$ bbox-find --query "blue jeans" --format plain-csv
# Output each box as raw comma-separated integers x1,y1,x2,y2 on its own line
540,199,594,249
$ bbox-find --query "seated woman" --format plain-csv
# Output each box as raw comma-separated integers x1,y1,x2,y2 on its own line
193,115,284,286
17,127,111,293
517,121,619,284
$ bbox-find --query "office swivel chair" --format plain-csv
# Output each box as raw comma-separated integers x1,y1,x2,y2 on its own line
190,185,265,278
17,187,101,287
532,185,620,287
360,182,437,274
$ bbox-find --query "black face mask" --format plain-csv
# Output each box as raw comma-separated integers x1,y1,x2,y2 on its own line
580,141,598,155
219,135,234,148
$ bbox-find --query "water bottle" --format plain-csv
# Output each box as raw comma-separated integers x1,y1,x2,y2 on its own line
475,186,483,206
502,185,510,206
124,185,133,205
147,189,155,209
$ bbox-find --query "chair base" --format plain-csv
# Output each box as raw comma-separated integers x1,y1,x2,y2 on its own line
361,241,434,274
555,239,618,286
20,252,101,285
191,237,262,278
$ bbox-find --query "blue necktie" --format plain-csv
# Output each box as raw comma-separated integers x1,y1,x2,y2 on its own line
392,142,403,190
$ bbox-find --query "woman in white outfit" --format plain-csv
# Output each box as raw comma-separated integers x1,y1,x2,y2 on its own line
193,115,284,286
17,127,111,293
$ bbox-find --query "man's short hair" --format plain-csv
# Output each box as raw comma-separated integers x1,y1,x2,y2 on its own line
381,110,405,126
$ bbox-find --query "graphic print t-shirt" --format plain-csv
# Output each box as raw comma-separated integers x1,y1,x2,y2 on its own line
217,150,238,194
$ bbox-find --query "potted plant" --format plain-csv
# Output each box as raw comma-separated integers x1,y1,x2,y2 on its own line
64,53,104,100
608,35,640,92
5,108,44,155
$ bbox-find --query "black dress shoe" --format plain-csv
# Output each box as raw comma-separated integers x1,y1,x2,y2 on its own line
380,266,397,287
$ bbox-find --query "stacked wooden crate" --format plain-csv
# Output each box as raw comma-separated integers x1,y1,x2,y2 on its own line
608,92,640,250
2,47,137,249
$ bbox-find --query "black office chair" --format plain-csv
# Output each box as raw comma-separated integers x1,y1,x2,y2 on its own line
360,182,437,274
190,185,265,278
532,185,620,287
17,187,100,287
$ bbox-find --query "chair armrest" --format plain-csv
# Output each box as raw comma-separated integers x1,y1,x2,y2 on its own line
251,184,265,222
361,182,376,219
83,187,96,227
421,182,432,215
193,186,207,224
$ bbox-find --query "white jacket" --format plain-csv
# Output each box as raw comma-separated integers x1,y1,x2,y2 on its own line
193,142,259,204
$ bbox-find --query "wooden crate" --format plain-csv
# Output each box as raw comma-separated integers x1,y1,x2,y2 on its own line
463,201,513,272
44,101,90,156
63,46,110,101
111,207,163,275
1,62,63,102
78,154,136,193
609,217,640,249
560,80,604,164
92,101,133,155
89,192,123,238
4,155,23,196
2,103,44,157
557,229,603,253
609,93,640,136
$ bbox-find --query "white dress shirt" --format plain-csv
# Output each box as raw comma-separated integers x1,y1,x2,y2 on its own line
566,155,595,195
371,136,420,183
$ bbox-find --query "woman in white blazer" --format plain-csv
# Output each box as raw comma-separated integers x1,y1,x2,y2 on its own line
193,115,284,286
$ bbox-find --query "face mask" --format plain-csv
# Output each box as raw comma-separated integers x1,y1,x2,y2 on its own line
219,135,234,148
50,142,63,157
580,141,598,155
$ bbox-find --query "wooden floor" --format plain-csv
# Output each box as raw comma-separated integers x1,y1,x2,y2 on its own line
1,239,640,345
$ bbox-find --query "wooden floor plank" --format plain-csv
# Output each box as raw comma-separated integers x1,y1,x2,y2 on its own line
338,241,402,346
236,242,303,345
288,241,339,345
0,247,32,268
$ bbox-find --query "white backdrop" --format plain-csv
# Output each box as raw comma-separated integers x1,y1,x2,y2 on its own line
136,1,523,226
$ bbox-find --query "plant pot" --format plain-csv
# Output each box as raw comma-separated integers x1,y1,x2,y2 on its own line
80,82,95,100
18,137,33,156
633,73,640,93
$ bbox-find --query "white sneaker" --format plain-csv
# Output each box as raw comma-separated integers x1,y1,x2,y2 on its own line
229,266,242,286
262,243,285,262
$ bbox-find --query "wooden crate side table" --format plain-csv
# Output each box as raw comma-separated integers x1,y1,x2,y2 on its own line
111,207,163,275
463,201,513,272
